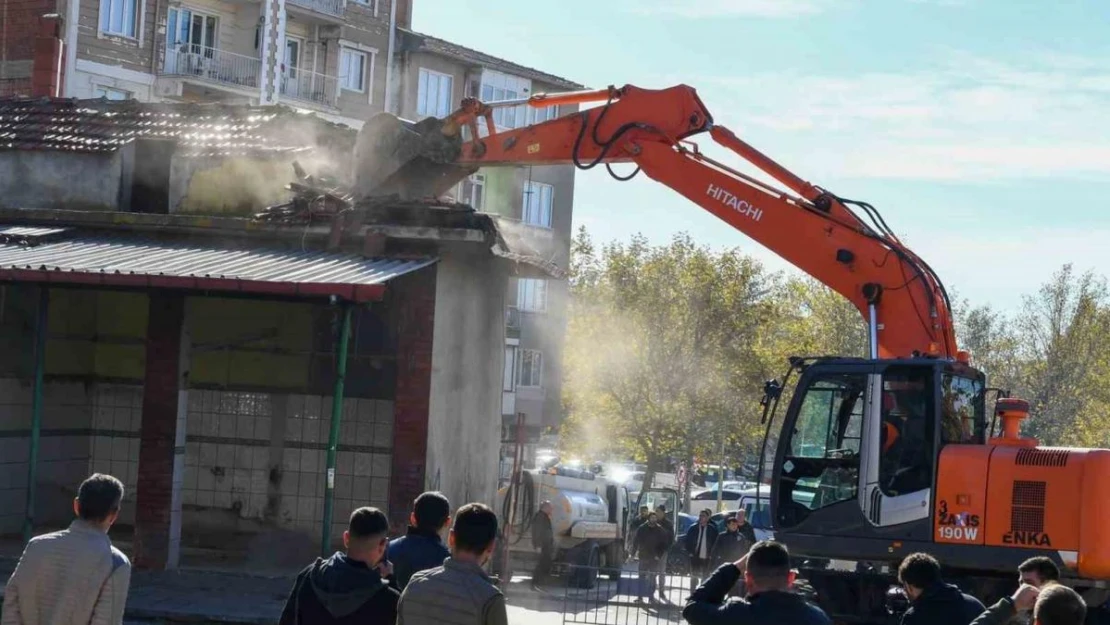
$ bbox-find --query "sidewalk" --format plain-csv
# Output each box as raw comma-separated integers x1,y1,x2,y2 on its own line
1,557,294,624
1,557,564,624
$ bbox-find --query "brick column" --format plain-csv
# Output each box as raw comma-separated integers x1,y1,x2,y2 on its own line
31,14,63,97
388,268,436,531
134,294,188,570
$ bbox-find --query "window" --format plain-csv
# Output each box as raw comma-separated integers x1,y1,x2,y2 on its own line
479,70,531,130
454,173,484,209
167,8,216,57
692,490,741,501
780,372,865,516
100,0,139,38
525,104,559,125
517,349,543,388
94,86,131,100
417,68,454,118
284,37,301,79
518,279,547,313
502,346,516,392
522,181,553,228
349,0,378,15
339,47,367,93
481,84,521,128
878,367,935,497
941,373,984,444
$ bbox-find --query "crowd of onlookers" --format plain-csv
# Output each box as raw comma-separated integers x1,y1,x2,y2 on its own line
0,472,1092,625
2,473,512,625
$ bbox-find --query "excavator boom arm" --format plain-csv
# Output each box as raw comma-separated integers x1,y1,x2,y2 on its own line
365,83,958,359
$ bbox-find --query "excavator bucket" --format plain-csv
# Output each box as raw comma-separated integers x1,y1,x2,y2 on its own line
351,111,478,201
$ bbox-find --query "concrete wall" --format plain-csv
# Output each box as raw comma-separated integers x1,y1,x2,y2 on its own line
425,246,506,510
0,151,124,210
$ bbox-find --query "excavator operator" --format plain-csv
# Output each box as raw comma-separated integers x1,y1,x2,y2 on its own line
880,387,931,496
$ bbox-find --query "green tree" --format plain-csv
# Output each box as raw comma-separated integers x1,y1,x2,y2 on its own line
560,229,777,482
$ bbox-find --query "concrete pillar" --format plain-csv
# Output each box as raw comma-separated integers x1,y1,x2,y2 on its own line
31,14,63,97
134,294,189,570
388,268,436,531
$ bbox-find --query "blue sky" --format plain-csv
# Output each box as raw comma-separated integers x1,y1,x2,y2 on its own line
411,0,1110,312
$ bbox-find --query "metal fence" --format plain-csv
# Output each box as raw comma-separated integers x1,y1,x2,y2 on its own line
561,564,713,625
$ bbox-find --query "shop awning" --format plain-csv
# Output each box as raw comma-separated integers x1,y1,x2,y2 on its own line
0,227,436,302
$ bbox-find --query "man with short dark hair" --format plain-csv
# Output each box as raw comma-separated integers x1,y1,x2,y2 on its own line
682,540,831,625
684,508,719,584
387,490,452,591
897,552,984,625
1018,557,1060,588
969,581,1086,625
397,503,507,625
279,507,398,625
2,473,131,625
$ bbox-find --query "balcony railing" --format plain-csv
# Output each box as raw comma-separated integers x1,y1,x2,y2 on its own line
287,0,344,17
280,69,339,108
161,45,261,90
505,306,521,340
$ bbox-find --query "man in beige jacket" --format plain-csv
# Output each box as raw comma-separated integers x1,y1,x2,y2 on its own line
2,473,132,625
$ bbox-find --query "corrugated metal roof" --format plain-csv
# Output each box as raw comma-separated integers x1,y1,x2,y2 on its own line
0,232,436,302
0,98,356,155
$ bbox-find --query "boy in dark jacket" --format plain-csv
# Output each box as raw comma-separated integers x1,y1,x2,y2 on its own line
387,491,452,591
683,540,831,625
898,552,985,625
279,507,398,625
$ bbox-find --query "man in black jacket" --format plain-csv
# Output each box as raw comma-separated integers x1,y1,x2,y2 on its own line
682,540,831,625
897,552,985,625
684,509,719,584
734,509,757,545
531,501,555,590
386,491,451,591
279,507,398,625
633,512,671,604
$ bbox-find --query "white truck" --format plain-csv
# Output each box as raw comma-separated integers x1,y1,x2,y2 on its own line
494,466,679,587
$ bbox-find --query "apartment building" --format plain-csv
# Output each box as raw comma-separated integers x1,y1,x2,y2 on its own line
0,0,403,124
392,30,585,453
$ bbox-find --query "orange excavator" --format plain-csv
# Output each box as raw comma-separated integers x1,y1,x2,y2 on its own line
354,84,1110,623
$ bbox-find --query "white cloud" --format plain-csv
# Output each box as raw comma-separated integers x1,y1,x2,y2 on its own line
628,0,839,19
693,50,1110,181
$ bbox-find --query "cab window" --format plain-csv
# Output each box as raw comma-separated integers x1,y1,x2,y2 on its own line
941,374,985,444
879,367,934,497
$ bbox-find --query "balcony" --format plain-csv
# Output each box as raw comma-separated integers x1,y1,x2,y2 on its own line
287,0,344,19
280,69,339,109
161,45,261,91
505,305,521,340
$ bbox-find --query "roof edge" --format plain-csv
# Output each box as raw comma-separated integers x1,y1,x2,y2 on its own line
399,28,587,91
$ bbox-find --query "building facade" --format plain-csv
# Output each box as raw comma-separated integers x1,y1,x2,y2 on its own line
0,0,583,534
389,30,583,470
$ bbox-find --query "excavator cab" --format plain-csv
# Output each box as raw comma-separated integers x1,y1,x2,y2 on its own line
762,357,986,560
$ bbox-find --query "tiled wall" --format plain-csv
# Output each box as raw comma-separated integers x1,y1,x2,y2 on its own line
87,384,143,526
181,390,394,547
0,381,393,549
0,380,124,534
